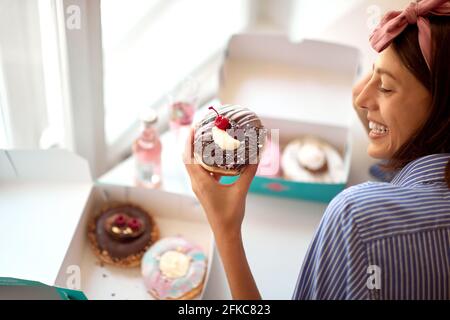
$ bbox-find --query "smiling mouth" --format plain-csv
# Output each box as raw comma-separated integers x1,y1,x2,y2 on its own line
369,120,389,138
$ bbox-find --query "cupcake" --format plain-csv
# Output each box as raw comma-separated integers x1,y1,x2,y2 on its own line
88,204,159,268
193,104,266,176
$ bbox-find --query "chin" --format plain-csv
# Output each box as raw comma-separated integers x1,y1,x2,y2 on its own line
367,143,389,159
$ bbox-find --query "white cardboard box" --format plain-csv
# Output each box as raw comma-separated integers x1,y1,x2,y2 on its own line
0,149,214,299
219,34,360,126
218,34,360,202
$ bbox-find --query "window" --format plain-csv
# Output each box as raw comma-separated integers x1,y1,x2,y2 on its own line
6,0,385,176
2,0,370,176
0,58,10,149
0,0,252,176
0,97,9,149
101,0,250,145
0,0,49,149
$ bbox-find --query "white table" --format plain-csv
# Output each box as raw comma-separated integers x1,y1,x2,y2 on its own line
99,115,375,299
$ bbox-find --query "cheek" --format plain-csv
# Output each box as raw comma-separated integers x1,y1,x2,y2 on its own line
379,102,403,151
382,97,429,148
367,99,409,159
384,110,404,147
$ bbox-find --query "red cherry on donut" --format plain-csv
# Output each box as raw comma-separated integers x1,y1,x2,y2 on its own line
114,215,126,227
128,218,141,231
208,106,230,130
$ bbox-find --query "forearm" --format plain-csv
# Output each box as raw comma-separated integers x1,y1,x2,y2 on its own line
215,232,261,300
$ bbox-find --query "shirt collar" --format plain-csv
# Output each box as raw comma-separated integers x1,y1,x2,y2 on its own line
391,153,450,187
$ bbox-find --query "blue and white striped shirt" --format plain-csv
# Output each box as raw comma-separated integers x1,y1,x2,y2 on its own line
293,153,450,300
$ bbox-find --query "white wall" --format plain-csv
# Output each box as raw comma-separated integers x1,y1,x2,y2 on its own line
297,0,412,73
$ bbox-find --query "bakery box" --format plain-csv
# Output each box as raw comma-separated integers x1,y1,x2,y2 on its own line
0,277,87,300
219,34,360,203
0,149,214,300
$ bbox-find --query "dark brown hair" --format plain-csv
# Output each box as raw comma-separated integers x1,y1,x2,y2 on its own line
387,15,450,187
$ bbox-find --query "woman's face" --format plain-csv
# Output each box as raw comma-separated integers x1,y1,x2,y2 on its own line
355,45,432,159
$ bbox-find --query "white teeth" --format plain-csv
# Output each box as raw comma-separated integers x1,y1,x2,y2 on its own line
369,121,389,134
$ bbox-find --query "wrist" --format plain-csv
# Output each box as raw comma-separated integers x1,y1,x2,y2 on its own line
214,228,242,247
206,210,244,242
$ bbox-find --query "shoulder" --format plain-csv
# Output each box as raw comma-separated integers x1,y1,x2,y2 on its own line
323,181,401,230
340,180,400,202
326,181,390,211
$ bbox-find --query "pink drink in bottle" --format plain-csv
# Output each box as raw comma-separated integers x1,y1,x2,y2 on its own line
133,109,162,188
168,76,198,132
169,101,195,130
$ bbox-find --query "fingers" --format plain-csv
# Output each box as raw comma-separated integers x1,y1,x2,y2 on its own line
352,72,372,101
183,127,256,191
211,172,222,182
352,72,372,134
235,164,259,191
183,127,204,177
182,127,195,164
183,127,203,176
183,127,219,185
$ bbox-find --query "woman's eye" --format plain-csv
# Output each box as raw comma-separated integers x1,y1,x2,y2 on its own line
378,86,392,94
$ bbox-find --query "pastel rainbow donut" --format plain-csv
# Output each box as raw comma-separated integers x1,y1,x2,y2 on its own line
141,237,207,300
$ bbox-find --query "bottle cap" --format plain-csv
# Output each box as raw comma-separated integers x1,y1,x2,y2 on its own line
139,108,158,125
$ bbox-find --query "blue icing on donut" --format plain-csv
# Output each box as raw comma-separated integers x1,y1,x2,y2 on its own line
191,252,206,261
142,252,157,264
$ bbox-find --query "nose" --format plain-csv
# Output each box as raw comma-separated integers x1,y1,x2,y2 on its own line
355,79,378,111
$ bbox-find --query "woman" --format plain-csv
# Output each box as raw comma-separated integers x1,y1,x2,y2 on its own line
184,0,450,300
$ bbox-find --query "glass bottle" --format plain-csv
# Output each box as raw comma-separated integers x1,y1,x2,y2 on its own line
132,109,162,188
168,77,199,155
168,76,199,131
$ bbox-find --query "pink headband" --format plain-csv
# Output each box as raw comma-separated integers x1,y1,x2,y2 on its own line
369,0,450,70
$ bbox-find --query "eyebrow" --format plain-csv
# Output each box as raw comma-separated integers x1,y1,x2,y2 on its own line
372,64,397,81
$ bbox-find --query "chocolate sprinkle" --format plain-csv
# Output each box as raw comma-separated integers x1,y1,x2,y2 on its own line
194,105,266,172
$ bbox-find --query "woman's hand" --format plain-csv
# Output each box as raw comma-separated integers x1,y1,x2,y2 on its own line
183,128,258,239
352,72,372,106
352,72,372,133
183,127,261,300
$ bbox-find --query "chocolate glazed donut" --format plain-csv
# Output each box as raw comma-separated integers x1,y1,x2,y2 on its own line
193,105,266,176
95,205,153,259
88,204,159,267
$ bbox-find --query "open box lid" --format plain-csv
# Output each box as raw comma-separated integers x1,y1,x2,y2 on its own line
0,149,93,286
218,34,361,127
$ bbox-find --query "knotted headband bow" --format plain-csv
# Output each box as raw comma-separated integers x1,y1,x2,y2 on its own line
370,0,450,70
